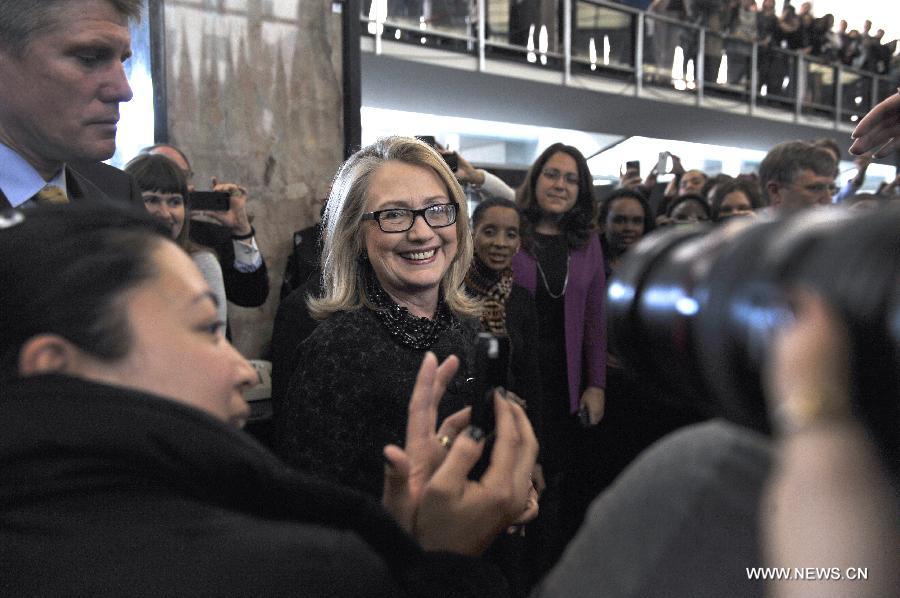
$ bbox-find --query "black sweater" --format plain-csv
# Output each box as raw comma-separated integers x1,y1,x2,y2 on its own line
0,375,507,597
276,307,479,497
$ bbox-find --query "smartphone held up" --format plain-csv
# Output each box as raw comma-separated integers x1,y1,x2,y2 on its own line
189,190,231,211
469,332,509,479
416,135,459,172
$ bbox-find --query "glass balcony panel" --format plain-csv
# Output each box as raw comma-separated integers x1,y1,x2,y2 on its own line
876,76,896,104
801,57,836,117
643,14,697,91
720,37,753,94
839,69,872,126
362,0,473,50
701,31,727,88
758,48,797,107
485,0,511,44
476,0,561,67
503,0,560,53
571,2,635,77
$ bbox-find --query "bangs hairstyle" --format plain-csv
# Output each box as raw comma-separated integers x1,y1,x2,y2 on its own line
516,143,596,251
308,136,477,320
124,153,193,251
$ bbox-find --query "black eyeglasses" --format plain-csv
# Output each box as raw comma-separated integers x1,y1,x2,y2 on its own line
362,202,459,233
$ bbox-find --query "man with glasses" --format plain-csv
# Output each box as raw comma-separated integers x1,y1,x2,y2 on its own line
759,141,836,213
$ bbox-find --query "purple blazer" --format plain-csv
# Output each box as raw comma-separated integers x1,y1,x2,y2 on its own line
512,233,607,413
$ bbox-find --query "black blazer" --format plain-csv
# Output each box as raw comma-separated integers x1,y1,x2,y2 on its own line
0,160,142,208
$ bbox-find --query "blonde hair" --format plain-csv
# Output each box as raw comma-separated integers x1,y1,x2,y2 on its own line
308,136,478,320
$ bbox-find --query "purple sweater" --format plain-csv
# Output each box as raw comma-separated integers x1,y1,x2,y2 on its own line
512,232,607,413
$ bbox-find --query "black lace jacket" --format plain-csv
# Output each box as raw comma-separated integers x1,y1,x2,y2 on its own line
276,307,480,497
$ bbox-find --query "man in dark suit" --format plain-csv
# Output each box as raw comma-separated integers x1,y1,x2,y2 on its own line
0,0,143,209
0,0,267,308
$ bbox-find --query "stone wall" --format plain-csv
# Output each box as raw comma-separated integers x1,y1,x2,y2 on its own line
164,0,344,357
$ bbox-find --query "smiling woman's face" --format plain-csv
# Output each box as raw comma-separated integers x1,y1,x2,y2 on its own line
473,206,521,272
363,160,458,310
535,152,580,218
141,190,185,240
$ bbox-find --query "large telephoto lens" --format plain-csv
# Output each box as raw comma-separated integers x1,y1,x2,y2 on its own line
606,206,900,457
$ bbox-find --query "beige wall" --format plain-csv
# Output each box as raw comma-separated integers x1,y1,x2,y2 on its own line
164,0,344,357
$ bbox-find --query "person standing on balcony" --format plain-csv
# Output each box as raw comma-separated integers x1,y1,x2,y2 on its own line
725,0,758,85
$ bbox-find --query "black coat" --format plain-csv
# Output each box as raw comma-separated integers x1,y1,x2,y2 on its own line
0,160,142,209
275,307,479,497
0,375,508,597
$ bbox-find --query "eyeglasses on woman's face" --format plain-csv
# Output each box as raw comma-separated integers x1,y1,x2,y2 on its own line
541,168,579,186
362,202,459,233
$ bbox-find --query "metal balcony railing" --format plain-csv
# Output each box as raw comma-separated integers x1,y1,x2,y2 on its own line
361,0,898,130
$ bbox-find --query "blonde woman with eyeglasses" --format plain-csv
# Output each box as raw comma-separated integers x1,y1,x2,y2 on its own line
274,137,502,501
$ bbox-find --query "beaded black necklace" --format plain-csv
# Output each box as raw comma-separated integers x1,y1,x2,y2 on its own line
365,269,455,350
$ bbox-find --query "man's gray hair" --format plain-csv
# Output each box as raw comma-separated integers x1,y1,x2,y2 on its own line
0,0,142,55
758,141,835,203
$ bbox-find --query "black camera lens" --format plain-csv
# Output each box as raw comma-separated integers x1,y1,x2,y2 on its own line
607,207,900,442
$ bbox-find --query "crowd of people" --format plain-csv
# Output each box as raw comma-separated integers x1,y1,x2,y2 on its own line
645,0,898,90
1,0,899,597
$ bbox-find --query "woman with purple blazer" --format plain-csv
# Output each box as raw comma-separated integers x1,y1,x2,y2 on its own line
512,143,606,584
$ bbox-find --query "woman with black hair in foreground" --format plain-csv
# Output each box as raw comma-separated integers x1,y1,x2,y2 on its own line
0,204,537,597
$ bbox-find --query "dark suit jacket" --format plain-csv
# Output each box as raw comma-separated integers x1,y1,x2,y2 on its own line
1,160,269,308
190,219,270,308
0,160,142,208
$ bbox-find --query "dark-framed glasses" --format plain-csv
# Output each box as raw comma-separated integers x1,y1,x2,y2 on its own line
362,202,459,233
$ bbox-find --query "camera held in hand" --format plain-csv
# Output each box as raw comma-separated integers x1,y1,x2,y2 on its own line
606,207,900,465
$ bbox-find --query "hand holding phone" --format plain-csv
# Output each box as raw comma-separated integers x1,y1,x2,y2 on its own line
657,151,671,175
625,160,641,178
189,190,231,211
469,333,509,479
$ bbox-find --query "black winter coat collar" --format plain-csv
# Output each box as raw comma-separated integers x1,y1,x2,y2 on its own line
0,376,420,571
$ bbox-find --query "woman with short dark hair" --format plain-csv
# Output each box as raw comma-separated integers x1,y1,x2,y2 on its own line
125,153,227,326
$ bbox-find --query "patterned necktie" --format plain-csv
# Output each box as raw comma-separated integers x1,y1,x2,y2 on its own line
33,185,69,205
